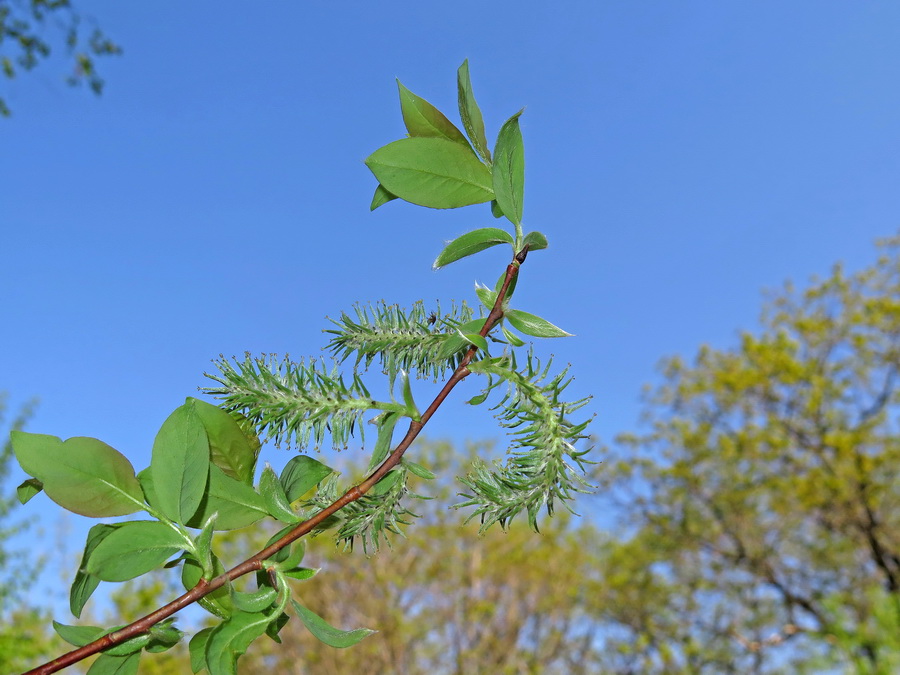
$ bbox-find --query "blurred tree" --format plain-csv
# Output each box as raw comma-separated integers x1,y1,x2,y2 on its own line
0,0,120,116
600,235,900,673
0,394,64,673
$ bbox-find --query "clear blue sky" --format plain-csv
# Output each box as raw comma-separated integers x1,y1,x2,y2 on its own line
2,0,900,609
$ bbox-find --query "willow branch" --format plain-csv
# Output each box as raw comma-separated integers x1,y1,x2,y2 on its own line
23,253,524,675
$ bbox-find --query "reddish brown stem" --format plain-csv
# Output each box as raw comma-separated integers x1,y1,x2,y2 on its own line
23,257,523,675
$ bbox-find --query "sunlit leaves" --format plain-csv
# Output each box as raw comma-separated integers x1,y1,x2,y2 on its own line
190,396,259,485
522,230,548,253
280,455,335,502
151,401,210,524
365,137,493,209
492,110,525,227
291,599,375,648
397,80,470,147
11,432,143,517
204,611,272,675
71,523,120,617
433,227,514,269
457,59,491,163
86,521,186,582
369,184,397,211
184,464,267,531
505,309,573,337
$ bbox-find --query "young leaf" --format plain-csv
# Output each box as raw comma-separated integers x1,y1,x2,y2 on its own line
85,653,140,675
185,464,268,531
265,612,290,644
457,59,491,163
205,611,272,675
522,230,549,252
279,455,335,503
189,628,214,674
190,397,260,484
475,283,498,311
505,309,573,337
502,325,527,347
11,432,143,517
86,521,186,582
399,370,419,419
16,477,42,504
365,137,493,209
459,331,490,354
231,587,278,613
433,227,514,269
53,621,105,647
492,110,525,227
494,268,518,303
71,523,122,617
404,460,435,480
292,599,375,648
260,464,300,524
151,402,211,524
370,469,403,497
183,554,234,619
370,184,398,211
368,411,400,471
397,80,470,146
283,566,319,581
490,199,505,218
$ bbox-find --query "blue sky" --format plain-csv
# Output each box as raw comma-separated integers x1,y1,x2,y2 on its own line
2,0,900,612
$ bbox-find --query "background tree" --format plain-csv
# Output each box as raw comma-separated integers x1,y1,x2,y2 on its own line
0,394,66,673
0,0,120,116
599,235,900,673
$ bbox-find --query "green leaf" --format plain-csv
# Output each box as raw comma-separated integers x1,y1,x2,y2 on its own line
397,79,470,146
457,59,491,163
368,411,400,471
370,469,402,497
404,460,435,480
475,283,498,311
370,184,398,211
292,599,375,648
86,653,140,675
490,199,505,218
87,521,185,582
194,512,217,576
71,523,121,617
263,526,305,566
399,370,419,419
280,455,334,503
183,554,234,619
11,432,143,517
189,628,214,673
433,227,514,269
365,137,493,210
502,325,526,347
231,587,278,613
146,621,183,653
53,621,105,647
459,331,490,354
185,464,268,531
494,269,518,304
16,477,42,504
505,309,573,338
467,391,490,406
190,397,260,484
492,110,525,227
205,611,271,675
260,464,300,524
151,402,211,524
265,612,290,644
437,317,488,360
283,566,319,581
522,230,549,252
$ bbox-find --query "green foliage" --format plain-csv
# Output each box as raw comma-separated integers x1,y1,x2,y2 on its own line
9,61,591,674
597,235,900,672
0,1,121,116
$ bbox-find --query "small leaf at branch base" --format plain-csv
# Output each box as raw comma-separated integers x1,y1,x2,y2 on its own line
492,110,525,227
457,59,491,163
370,184,398,211
11,432,143,517
475,283,499,311
505,309,573,338
365,137,493,210
502,325,527,347
87,520,185,582
458,331,490,354
368,411,400,471
522,230,549,252
292,599,375,648
397,80,470,146
16,477,42,504
433,227,514,269
260,464,300,524
279,455,335,503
